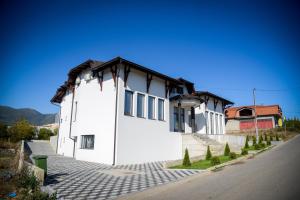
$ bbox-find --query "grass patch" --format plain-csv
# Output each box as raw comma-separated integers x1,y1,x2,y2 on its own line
170,155,240,170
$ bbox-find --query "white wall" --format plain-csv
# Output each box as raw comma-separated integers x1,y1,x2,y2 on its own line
196,98,226,135
115,67,182,165
57,90,75,157
57,69,116,164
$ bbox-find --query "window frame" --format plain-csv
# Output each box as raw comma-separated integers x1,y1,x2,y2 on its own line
80,135,95,150
148,96,156,120
136,93,145,118
158,98,165,121
124,90,134,116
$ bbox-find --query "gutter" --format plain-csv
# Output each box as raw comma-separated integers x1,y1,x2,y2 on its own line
69,88,76,158
112,64,120,166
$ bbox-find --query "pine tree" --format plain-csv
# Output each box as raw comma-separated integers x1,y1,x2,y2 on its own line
264,133,268,141
182,148,191,167
252,136,257,146
259,135,263,144
275,133,279,141
224,142,231,156
206,145,212,160
244,135,249,149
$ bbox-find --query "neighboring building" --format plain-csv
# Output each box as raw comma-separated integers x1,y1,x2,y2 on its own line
225,105,282,133
51,57,233,165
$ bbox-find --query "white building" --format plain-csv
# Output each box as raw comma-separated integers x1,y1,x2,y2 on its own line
51,57,234,165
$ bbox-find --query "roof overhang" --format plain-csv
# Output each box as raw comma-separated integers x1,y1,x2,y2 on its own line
170,94,204,107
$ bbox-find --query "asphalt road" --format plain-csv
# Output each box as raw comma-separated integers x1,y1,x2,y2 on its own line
119,135,300,200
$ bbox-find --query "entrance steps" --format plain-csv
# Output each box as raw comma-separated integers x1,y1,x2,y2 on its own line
182,134,242,158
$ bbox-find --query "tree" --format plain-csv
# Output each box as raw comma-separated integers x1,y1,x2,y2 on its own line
259,135,263,144
0,123,9,140
244,135,249,149
53,128,58,136
38,128,53,140
182,148,191,167
224,143,230,156
8,120,35,142
206,145,212,160
252,136,257,146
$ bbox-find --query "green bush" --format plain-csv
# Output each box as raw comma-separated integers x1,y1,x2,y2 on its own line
244,135,249,149
252,136,257,146
264,133,268,141
224,143,230,156
267,139,271,146
210,156,221,166
229,152,237,159
8,120,35,142
18,167,39,191
259,143,266,148
275,134,280,141
182,148,191,167
241,148,248,155
259,135,263,144
269,135,273,141
254,144,260,150
0,123,9,139
206,145,212,160
38,128,53,140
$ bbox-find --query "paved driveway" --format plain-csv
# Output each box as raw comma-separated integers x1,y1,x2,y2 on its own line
26,141,201,200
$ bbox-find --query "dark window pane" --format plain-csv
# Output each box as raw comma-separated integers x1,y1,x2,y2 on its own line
124,90,133,115
148,96,155,119
81,135,94,149
137,93,145,118
158,99,164,120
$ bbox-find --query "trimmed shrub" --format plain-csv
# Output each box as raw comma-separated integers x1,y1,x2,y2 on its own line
229,152,237,159
254,144,260,150
259,135,263,144
211,156,221,166
206,145,212,160
241,148,248,155
244,135,249,149
252,136,257,146
224,143,231,156
183,148,191,167
264,133,268,141
267,139,271,146
259,143,266,148
275,134,280,141
269,135,273,141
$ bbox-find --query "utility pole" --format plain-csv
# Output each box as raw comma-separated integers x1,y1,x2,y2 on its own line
253,88,259,140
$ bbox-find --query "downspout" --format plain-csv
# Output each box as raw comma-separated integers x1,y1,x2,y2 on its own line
69,87,76,158
51,102,61,154
113,65,120,166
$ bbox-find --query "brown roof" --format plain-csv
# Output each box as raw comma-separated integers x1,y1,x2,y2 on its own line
225,105,282,119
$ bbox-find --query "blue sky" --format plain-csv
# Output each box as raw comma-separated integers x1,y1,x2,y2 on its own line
0,0,299,118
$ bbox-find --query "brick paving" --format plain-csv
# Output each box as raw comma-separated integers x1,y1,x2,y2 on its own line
26,141,202,200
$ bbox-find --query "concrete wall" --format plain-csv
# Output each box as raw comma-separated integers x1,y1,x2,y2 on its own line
225,119,240,133
207,134,246,147
115,66,183,164
49,136,57,153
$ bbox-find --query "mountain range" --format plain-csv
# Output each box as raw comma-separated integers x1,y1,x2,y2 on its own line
0,105,57,126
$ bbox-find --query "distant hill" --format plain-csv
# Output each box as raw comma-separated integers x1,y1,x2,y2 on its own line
0,105,56,126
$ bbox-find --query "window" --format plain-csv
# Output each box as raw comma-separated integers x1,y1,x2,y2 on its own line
174,107,185,132
210,112,214,134
81,135,94,149
137,93,145,118
205,111,209,134
215,114,219,134
180,108,185,132
148,96,155,119
220,115,223,134
124,90,133,116
158,99,164,120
